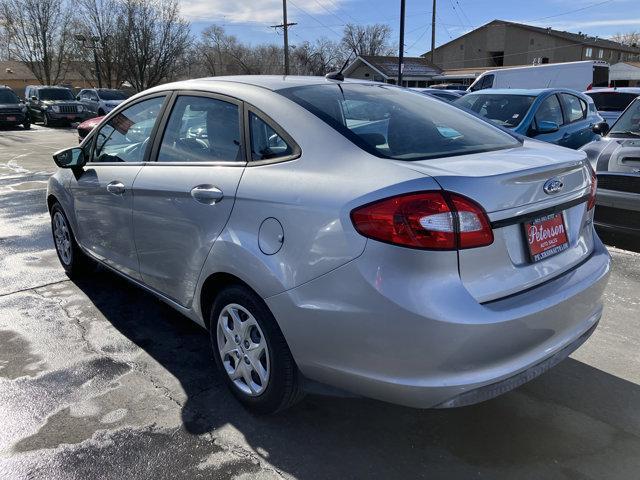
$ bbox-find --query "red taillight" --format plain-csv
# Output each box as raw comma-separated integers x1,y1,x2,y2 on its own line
587,83,593,90
350,191,493,250
587,165,597,210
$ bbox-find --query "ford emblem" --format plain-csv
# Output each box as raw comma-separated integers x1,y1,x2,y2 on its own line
543,178,564,195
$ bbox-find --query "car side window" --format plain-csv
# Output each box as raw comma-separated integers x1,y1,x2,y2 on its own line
92,95,165,163
157,95,242,163
535,95,564,127
249,112,294,161
561,93,587,123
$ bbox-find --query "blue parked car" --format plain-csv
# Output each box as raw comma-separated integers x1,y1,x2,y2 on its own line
454,88,606,149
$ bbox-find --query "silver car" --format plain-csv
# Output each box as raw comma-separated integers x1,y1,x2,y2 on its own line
47,76,610,414
581,96,640,236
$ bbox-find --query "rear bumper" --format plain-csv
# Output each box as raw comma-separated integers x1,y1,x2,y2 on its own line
0,112,27,125
266,232,610,408
595,190,640,235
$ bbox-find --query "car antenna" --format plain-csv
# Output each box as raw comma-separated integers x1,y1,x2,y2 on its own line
325,51,355,82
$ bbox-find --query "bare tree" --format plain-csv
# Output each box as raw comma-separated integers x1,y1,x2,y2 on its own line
199,25,256,75
341,23,394,57
291,38,344,75
0,0,72,84
611,31,640,47
74,0,128,88
120,0,191,91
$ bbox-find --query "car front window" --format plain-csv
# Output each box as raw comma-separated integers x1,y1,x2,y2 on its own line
98,90,127,101
38,89,75,101
454,93,535,128
609,99,640,136
93,96,166,163
278,83,519,161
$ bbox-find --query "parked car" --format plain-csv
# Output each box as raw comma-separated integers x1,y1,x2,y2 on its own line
411,88,465,102
468,60,609,92
77,116,104,143
0,85,30,129
454,88,605,149
47,77,610,414
581,97,640,236
25,85,89,127
583,87,640,125
77,88,129,116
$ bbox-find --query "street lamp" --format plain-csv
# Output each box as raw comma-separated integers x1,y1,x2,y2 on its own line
75,34,102,88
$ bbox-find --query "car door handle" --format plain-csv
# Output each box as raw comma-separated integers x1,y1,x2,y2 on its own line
190,185,223,204
106,181,125,195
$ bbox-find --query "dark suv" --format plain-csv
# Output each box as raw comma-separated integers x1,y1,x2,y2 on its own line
0,85,30,129
25,85,88,126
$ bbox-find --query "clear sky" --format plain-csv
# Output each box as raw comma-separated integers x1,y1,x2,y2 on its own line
181,0,640,56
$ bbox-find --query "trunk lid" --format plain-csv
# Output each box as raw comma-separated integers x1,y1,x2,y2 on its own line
396,140,594,302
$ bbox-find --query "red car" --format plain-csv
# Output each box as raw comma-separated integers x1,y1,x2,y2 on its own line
77,116,104,143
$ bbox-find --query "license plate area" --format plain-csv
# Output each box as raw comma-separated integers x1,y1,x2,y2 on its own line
6,116,16,121
523,212,569,263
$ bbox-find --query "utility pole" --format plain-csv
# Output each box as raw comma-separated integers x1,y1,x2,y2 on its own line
75,34,102,88
271,0,297,75
430,0,436,64
397,0,405,86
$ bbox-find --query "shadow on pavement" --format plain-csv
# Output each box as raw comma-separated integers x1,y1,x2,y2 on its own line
597,229,640,254
70,268,640,479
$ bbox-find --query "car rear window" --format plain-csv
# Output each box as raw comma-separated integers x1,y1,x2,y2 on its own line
278,83,519,161
454,93,536,128
0,89,19,103
586,92,639,111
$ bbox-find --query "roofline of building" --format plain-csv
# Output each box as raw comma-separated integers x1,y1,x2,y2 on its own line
343,56,389,79
422,19,640,57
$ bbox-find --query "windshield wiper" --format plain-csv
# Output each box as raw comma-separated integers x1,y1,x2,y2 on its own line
610,130,640,137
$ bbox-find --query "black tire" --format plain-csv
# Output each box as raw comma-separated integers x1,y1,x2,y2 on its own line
23,121,30,130
98,108,105,116
50,202,90,277
209,285,304,414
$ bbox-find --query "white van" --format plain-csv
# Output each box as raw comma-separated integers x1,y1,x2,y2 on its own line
468,61,609,92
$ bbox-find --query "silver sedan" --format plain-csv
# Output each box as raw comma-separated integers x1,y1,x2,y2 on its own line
47,76,610,413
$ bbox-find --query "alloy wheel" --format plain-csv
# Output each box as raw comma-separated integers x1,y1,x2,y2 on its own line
52,211,72,265
216,303,270,396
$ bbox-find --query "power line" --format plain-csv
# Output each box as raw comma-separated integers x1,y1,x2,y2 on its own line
526,0,616,22
287,0,344,38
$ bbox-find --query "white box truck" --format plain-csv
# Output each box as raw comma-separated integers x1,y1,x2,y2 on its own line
468,60,609,92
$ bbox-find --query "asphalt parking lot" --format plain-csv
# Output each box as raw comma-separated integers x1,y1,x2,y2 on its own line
1,125,639,480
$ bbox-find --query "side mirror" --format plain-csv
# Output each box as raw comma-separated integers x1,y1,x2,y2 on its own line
537,120,560,134
53,147,86,169
592,121,610,136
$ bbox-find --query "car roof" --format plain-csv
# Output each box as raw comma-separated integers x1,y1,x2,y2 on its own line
162,75,383,92
465,88,566,96
584,87,640,94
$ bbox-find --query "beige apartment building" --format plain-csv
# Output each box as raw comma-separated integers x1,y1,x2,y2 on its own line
425,20,640,69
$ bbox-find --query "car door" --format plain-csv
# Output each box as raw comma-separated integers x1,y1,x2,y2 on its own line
531,94,565,145
559,92,591,148
70,93,168,279
89,91,100,114
132,92,246,306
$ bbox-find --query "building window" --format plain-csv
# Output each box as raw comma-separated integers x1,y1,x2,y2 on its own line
460,44,464,50
364,73,370,77
598,49,604,59
585,47,593,58
530,38,534,46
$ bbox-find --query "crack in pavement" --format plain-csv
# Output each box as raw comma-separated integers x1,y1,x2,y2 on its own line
0,279,71,298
